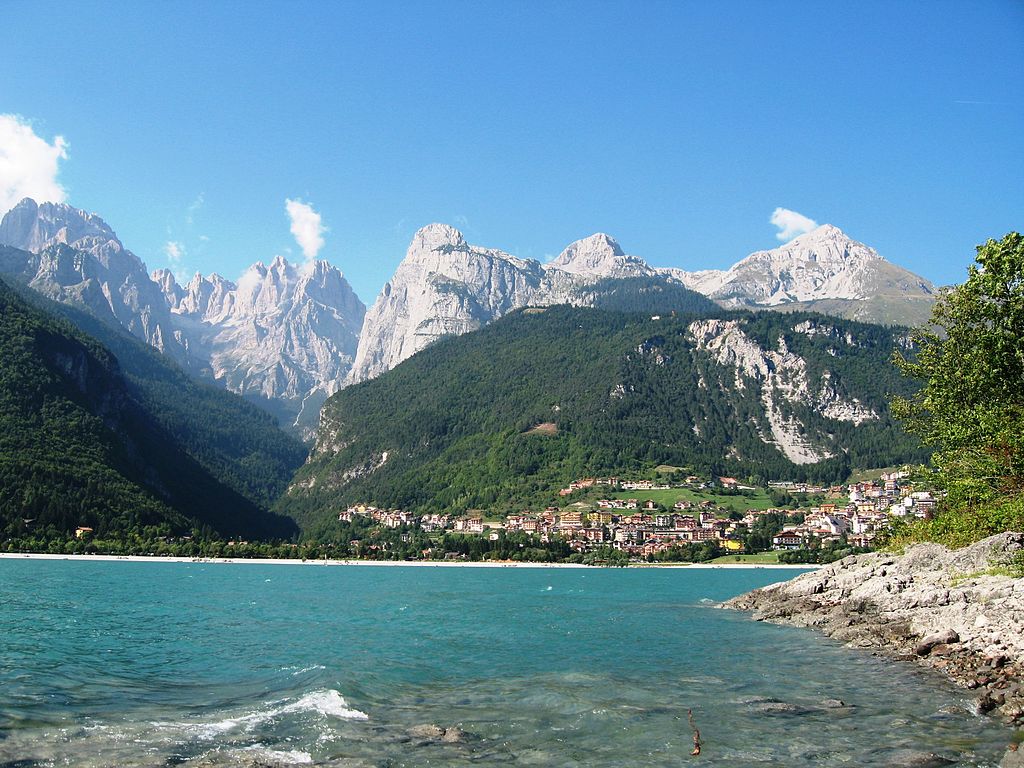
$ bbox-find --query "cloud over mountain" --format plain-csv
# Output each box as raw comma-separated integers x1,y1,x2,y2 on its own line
0,115,68,214
285,198,326,261
770,207,818,241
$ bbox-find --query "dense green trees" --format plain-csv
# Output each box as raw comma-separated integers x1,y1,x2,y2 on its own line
0,277,298,543
893,232,1024,505
890,232,1024,546
12,283,308,508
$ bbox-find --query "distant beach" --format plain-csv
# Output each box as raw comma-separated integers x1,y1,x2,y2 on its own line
0,552,815,569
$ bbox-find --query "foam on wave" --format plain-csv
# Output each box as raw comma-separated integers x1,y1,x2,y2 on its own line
157,688,368,740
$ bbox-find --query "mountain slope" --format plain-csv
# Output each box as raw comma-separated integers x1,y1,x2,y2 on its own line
0,275,299,540
2,246,309,509
0,199,367,434
0,199,190,361
157,256,365,434
671,225,937,326
281,306,927,533
350,223,936,386
349,225,715,383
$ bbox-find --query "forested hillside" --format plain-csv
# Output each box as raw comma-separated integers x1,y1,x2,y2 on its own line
0,277,298,542
281,305,928,533
0,246,308,508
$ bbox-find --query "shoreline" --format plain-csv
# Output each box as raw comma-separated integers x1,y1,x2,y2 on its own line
725,533,1024,730
0,552,814,570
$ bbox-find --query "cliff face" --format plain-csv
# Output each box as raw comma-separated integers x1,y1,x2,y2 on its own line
688,318,878,464
350,224,545,384
160,256,365,434
0,199,189,361
726,533,1024,725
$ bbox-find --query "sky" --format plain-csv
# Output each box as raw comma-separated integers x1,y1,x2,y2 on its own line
1,0,1022,303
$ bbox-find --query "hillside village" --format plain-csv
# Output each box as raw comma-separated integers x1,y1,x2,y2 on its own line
339,470,935,561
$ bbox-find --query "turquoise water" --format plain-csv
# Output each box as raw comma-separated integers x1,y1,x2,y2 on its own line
0,560,1012,767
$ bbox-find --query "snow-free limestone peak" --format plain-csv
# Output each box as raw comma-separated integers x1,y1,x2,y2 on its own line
161,255,366,435
674,224,936,325
0,197,135,268
349,224,546,384
0,198,186,359
547,233,655,279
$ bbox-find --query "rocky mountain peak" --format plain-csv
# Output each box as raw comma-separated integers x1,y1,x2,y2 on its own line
151,268,185,308
167,252,366,433
0,198,186,358
0,197,133,269
177,271,236,321
409,223,467,256
675,225,934,315
770,224,881,266
548,232,654,279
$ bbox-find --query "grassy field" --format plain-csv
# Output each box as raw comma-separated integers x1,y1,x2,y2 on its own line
707,552,781,564
609,487,777,513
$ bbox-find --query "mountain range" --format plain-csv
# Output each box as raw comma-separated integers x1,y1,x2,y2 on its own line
0,198,937,434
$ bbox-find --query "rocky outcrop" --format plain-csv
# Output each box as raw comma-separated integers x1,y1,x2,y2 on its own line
161,256,365,435
546,232,655,279
0,199,189,361
352,223,937,384
349,224,545,383
350,226,690,383
678,224,935,306
726,533,1024,725
0,198,366,435
688,318,878,463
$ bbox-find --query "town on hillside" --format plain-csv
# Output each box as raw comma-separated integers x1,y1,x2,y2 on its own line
338,470,935,563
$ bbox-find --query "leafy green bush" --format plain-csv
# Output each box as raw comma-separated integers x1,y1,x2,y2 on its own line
884,495,1024,550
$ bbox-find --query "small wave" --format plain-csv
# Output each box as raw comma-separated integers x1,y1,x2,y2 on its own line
288,664,327,676
698,598,714,604
155,688,367,740
281,689,368,721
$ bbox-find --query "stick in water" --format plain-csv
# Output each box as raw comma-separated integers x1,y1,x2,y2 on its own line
688,708,701,756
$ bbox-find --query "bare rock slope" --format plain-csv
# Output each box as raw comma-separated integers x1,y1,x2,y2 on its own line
158,257,365,434
673,224,937,325
726,533,1024,724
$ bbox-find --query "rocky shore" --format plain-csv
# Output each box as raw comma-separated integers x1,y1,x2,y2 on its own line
726,532,1024,738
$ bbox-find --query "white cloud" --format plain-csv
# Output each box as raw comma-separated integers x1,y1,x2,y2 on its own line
285,198,326,261
770,207,818,241
185,193,204,227
164,241,185,264
0,114,69,214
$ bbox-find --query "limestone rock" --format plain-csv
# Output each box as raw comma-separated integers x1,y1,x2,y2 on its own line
726,533,1024,724
163,256,365,435
0,198,189,361
671,224,936,325
687,318,878,463
348,226,666,384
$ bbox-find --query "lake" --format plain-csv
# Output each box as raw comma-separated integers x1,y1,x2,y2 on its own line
0,559,1012,766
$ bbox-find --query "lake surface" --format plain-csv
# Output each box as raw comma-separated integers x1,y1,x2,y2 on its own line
0,560,1012,766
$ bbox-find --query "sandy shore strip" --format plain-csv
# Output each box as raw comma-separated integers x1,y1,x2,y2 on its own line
0,552,815,569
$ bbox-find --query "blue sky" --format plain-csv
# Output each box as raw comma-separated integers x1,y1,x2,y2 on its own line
2,0,1022,303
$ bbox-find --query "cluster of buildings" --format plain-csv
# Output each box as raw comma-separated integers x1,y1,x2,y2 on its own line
339,470,936,559
769,471,936,549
